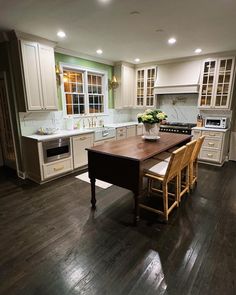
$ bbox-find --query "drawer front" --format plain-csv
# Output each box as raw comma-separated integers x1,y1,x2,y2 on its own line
126,126,136,138
136,125,143,136
202,130,223,139
202,138,222,150
43,158,73,179
116,133,126,140
200,149,221,162
116,127,127,134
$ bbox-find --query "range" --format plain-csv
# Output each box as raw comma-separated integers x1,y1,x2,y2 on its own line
160,122,196,135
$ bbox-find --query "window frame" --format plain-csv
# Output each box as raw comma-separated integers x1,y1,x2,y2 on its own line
60,63,108,118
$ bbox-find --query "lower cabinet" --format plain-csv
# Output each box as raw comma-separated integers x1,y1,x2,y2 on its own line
192,128,230,165
72,133,94,169
136,124,144,135
42,158,73,179
126,125,136,138
116,127,127,140
93,137,116,146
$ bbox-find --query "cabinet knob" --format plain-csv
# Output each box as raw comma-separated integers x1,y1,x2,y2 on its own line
207,153,213,158
208,142,215,147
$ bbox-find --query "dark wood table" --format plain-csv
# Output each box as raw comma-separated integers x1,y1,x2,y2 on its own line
86,132,192,224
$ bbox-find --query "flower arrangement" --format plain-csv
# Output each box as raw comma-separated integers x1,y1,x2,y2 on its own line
137,109,167,124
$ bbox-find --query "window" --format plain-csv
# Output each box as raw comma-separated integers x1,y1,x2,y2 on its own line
61,65,108,116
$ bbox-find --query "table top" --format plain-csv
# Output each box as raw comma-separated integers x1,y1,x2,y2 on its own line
87,132,192,161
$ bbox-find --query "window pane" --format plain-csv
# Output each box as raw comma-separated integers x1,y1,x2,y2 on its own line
66,105,73,114
73,94,78,104
66,94,72,104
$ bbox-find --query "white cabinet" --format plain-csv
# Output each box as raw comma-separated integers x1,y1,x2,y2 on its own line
136,124,144,135
114,63,135,109
21,40,58,111
43,158,73,179
116,127,127,140
126,125,136,138
198,57,235,109
136,67,156,107
192,128,230,165
72,133,94,169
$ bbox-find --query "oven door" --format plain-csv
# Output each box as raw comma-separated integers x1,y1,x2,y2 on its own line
43,138,71,163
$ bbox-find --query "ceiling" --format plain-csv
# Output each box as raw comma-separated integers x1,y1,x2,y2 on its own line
1,0,236,64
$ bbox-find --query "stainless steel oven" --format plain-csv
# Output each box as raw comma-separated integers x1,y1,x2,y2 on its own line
43,138,71,163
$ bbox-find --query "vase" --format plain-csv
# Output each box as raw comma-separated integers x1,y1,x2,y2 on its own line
143,123,160,141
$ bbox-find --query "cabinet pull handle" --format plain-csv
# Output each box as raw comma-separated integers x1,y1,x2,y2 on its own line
209,133,216,136
54,165,64,171
207,153,213,158
208,142,215,146
80,137,87,141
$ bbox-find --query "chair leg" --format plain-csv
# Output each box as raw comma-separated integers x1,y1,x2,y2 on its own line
163,183,168,221
186,166,190,195
175,175,179,206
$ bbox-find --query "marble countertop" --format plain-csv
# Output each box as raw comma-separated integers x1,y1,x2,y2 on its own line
192,126,229,132
105,121,141,128
22,129,95,141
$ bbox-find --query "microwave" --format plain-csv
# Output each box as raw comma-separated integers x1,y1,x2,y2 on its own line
205,117,228,129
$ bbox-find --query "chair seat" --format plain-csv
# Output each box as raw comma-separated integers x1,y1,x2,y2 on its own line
153,151,171,162
145,160,168,177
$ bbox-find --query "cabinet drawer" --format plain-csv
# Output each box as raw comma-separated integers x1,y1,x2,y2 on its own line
116,127,127,134
202,130,223,139
202,138,222,150
43,158,73,179
116,133,126,140
126,126,136,138
200,149,221,162
136,125,143,136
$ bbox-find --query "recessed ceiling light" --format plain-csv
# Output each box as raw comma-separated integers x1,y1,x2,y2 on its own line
168,37,176,45
96,49,103,55
57,31,66,38
98,0,111,3
195,48,202,54
135,58,140,62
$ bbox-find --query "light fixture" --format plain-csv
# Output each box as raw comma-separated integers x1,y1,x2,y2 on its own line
195,48,202,54
135,58,140,62
109,76,119,90
55,64,62,85
96,49,103,55
57,31,66,38
168,37,176,44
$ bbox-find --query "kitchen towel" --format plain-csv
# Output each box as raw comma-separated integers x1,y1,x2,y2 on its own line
75,172,112,189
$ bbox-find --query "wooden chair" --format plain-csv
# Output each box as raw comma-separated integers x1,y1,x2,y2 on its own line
140,146,186,221
189,136,205,190
179,140,197,202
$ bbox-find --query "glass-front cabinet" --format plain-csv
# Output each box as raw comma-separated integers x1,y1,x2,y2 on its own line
198,57,235,109
136,67,156,107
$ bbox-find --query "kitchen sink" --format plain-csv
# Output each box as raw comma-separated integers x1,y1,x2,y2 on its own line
85,127,116,142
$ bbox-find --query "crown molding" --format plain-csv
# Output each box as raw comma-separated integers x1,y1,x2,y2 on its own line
55,46,114,66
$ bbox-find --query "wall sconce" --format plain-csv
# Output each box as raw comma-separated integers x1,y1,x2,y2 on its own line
109,75,119,90
55,64,63,85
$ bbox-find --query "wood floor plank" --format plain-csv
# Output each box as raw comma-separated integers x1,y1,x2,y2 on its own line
0,162,236,295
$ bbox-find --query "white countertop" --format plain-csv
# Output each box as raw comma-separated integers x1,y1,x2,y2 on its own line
192,126,230,132
105,121,140,128
22,129,94,141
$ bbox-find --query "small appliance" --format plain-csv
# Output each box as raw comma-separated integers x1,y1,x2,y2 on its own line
204,117,228,129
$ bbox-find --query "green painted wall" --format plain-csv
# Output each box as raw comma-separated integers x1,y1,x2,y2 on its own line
54,52,114,110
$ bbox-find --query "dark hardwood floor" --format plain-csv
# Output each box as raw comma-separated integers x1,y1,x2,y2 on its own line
0,162,236,295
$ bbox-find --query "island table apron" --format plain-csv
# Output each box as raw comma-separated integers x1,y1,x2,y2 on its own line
86,132,192,224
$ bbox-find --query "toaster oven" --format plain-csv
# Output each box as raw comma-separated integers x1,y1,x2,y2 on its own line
204,117,228,129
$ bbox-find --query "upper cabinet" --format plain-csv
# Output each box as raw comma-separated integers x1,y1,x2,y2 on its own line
136,67,156,107
114,62,135,109
21,40,58,111
198,57,235,109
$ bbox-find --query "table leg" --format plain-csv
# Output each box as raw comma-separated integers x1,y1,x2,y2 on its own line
133,193,140,225
91,177,96,209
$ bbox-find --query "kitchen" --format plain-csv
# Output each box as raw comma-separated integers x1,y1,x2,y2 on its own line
0,0,236,294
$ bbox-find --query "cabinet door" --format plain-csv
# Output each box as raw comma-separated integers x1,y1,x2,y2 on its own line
73,134,93,169
38,44,58,110
121,65,135,107
198,59,217,108
21,40,43,110
146,67,156,107
126,126,136,138
136,69,145,106
213,57,235,109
